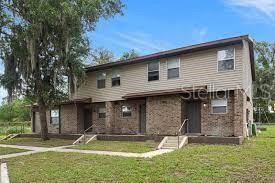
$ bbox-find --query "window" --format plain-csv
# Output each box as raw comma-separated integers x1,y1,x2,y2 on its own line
122,105,132,117
148,62,159,81
167,58,180,79
50,109,59,125
112,70,120,87
211,99,227,114
97,72,106,89
98,107,106,118
217,48,235,71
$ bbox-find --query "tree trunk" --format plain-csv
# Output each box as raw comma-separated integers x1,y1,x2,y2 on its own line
7,88,13,104
38,98,49,141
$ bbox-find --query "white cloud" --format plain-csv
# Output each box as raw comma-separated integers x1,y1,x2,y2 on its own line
192,27,208,43
92,31,172,56
115,32,169,52
226,0,275,20
90,32,145,56
95,34,143,53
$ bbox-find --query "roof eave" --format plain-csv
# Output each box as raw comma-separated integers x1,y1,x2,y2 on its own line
86,35,249,72
85,35,256,82
246,38,256,81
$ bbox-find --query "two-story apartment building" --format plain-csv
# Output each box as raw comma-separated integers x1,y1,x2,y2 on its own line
32,35,255,138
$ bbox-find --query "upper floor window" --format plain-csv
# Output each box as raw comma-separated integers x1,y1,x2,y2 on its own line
122,105,132,117
112,70,120,87
50,109,59,125
96,72,106,89
217,48,235,72
98,106,106,118
148,62,159,81
167,58,180,79
211,99,227,114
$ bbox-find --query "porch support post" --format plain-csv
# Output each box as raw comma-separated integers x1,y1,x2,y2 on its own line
106,101,115,134
233,89,245,137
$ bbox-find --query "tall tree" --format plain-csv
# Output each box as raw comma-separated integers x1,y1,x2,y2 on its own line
253,41,275,122
0,97,32,122
90,47,114,65
0,0,123,140
119,49,139,60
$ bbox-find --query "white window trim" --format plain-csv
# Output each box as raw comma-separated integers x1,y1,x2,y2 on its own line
111,77,121,87
111,70,121,87
217,48,235,72
96,72,106,89
147,61,160,82
111,70,120,79
50,109,59,118
96,72,107,79
166,57,181,80
211,99,228,114
121,105,132,118
50,109,59,125
98,106,106,118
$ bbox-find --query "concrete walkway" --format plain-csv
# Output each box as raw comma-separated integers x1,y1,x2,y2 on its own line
0,144,49,159
1,163,10,183
53,148,174,158
0,144,174,159
0,144,49,151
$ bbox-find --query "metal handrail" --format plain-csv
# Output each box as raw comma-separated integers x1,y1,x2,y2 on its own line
177,119,188,149
84,124,95,133
83,123,95,144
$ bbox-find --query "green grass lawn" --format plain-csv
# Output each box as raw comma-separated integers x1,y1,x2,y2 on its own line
69,140,158,153
0,147,28,155
6,125,275,182
258,124,275,138
0,138,74,147
0,134,6,139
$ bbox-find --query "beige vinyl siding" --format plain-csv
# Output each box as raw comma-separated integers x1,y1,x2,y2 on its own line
74,44,245,103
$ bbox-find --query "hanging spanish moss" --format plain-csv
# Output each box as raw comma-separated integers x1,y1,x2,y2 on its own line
0,0,123,140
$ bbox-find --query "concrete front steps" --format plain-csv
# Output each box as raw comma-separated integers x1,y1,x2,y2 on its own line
0,134,19,141
73,134,97,145
158,136,188,149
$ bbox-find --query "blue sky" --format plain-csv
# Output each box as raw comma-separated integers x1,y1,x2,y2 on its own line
1,0,275,101
88,0,275,59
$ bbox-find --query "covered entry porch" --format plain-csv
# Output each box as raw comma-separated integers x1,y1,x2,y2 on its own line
32,89,246,138
123,87,243,137
57,94,204,136
122,86,208,136
82,99,147,135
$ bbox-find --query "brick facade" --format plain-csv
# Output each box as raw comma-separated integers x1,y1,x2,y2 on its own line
112,100,145,134
33,89,251,137
234,89,252,137
77,104,85,133
146,95,182,135
106,101,115,133
201,90,250,137
60,104,78,134
91,103,106,134
233,90,245,137
88,100,146,134
201,92,235,136
33,109,59,134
